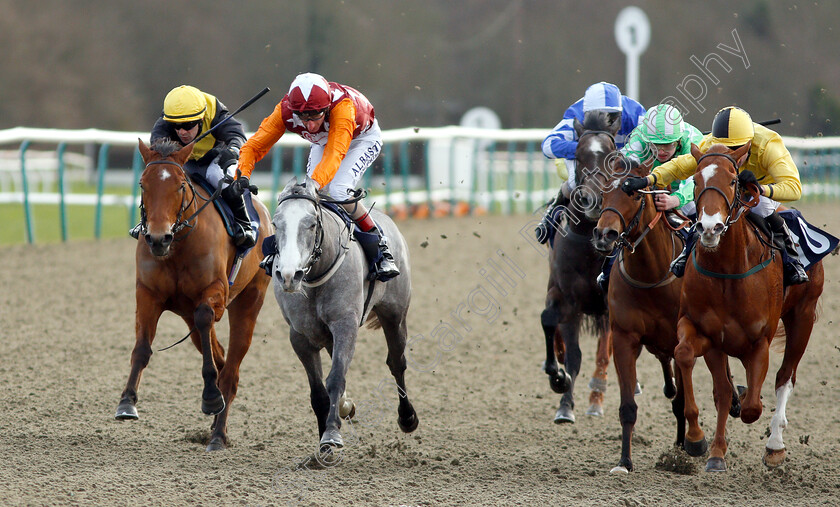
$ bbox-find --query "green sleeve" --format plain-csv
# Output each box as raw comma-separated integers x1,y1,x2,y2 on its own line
673,177,695,208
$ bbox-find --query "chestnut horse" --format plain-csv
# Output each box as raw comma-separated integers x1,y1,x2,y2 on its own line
115,139,272,451
594,156,741,473
541,111,617,423
675,143,824,472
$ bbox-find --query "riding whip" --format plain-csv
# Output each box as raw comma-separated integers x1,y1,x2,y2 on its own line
193,87,271,144
702,118,781,135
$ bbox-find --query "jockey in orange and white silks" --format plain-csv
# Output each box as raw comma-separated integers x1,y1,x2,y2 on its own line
237,73,399,281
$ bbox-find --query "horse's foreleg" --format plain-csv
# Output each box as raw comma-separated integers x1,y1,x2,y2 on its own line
610,327,641,473
675,316,706,457
555,321,581,423
289,330,329,438
321,318,359,449
379,313,419,434
704,348,733,472
588,315,612,417
116,287,163,420
205,283,267,451
541,303,570,394
195,303,224,417
740,339,770,425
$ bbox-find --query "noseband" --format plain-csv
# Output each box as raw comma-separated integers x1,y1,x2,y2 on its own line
599,189,648,254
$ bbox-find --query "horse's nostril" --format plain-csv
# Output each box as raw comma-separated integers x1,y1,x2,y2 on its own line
144,234,152,245
293,270,304,284
162,234,174,245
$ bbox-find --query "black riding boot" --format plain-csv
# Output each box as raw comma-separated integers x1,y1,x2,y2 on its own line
356,226,400,281
766,211,809,285
535,183,571,244
221,186,257,249
129,223,143,239
596,254,616,293
670,224,697,277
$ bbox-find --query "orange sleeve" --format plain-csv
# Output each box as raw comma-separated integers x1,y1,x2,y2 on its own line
237,102,287,178
310,98,356,188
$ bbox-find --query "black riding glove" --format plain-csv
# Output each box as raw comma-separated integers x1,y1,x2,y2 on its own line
218,146,239,170
621,176,649,195
231,175,250,196
738,170,762,194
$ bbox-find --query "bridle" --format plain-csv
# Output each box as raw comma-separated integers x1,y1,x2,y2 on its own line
137,159,221,241
275,190,326,278
693,152,757,234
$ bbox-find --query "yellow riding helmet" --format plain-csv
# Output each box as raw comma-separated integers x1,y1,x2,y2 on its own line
162,85,207,123
710,106,755,146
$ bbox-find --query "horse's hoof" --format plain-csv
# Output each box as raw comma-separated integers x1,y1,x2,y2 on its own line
201,395,225,416
585,403,603,417
550,370,572,394
663,378,676,399
115,402,138,420
705,457,727,472
398,412,419,433
610,465,630,474
338,396,355,419
320,429,344,448
588,376,608,393
554,404,575,424
684,438,708,457
763,447,786,468
205,436,226,452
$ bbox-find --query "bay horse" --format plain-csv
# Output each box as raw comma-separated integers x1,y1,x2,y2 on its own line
267,178,418,454
115,139,272,451
540,110,618,423
593,155,742,472
675,142,824,472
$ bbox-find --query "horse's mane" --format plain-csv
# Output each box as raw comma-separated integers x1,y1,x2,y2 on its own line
149,139,184,158
582,110,614,132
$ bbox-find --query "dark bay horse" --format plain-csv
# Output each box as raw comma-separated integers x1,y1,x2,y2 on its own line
267,179,418,454
115,139,272,451
676,143,824,472
594,156,742,472
541,111,618,423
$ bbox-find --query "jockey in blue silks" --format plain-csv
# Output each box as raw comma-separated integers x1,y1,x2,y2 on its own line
535,82,646,244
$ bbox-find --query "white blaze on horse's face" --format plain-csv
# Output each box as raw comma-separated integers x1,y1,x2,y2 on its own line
158,169,172,181
275,200,315,292
588,138,606,155
697,164,726,249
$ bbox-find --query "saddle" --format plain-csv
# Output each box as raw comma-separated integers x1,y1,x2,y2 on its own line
190,173,260,254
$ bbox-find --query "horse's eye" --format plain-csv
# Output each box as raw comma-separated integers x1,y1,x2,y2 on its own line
731,178,737,186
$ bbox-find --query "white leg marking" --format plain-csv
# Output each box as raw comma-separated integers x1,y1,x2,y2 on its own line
767,379,793,450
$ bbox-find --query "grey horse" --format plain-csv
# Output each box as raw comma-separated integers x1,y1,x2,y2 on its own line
267,178,419,452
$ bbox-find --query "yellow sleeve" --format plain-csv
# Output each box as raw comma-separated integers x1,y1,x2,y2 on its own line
237,102,287,179
757,135,801,202
650,152,698,188
310,98,356,188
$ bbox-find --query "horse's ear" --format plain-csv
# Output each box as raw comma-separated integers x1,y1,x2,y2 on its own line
304,176,319,195
733,140,752,167
174,142,195,165
690,143,703,162
573,117,584,137
282,177,298,193
606,112,621,134
138,139,152,162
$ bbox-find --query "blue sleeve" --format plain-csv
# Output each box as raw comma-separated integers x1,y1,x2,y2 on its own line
542,100,583,159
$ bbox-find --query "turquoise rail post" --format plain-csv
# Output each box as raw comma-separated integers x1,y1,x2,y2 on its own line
448,138,457,216
130,148,142,227
383,144,393,213
292,146,304,180
400,141,410,209
95,144,110,239
469,139,479,214
57,143,68,241
19,140,34,244
507,143,515,214
487,141,497,214
525,141,535,213
424,142,434,217
271,145,283,211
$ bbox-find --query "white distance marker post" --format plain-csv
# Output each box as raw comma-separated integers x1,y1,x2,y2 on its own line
614,6,650,102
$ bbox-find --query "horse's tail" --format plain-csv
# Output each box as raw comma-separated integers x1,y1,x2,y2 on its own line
364,312,382,330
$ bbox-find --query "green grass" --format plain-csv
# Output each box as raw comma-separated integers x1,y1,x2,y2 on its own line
1,202,136,245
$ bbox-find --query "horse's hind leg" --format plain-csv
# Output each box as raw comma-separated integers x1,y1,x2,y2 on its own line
116,286,163,420
378,313,419,433
541,301,571,395
205,283,267,451
556,320,581,423
587,315,612,417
